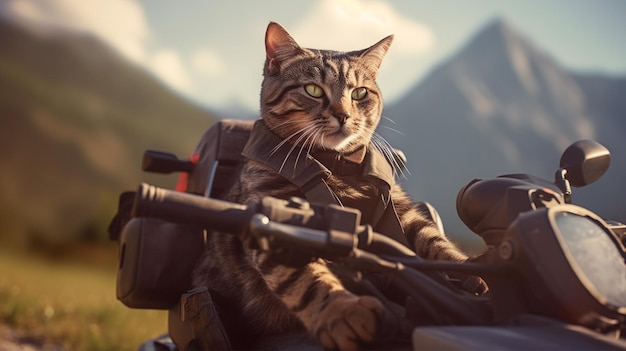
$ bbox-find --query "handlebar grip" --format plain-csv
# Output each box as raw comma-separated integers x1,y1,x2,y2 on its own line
133,183,254,236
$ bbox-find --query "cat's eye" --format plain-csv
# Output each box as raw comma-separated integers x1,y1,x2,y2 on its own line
351,87,368,100
304,84,324,98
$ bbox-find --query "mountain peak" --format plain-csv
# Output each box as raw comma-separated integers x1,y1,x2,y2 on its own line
481,17,515,36
455,17,529,62
443,16,569,106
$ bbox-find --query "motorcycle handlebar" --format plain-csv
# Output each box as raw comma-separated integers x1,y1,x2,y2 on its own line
133,183,254,237
133,183,417,260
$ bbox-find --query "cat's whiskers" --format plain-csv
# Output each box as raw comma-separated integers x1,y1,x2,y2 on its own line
321,178,343,207
278,124,318,173
371,132,410,178
269,120,309,155
272,134,298,156
305,130,319,158
268,119,302,133
297,129,323,174
270,123,315,157
379,125,405,136
381,115,397,125
292,127,319,175
379,115,405,137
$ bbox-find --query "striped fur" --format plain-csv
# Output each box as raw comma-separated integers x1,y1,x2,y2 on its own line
193,22,483,350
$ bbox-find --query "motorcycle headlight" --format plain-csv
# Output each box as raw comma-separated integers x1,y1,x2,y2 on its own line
501,204,626,330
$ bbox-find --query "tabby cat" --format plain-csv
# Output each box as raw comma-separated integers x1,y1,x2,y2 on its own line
193,22,484,350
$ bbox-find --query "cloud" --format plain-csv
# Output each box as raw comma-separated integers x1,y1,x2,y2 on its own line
148,50,192,93
291,0,435,56
191,49,226,77
2,0,150,63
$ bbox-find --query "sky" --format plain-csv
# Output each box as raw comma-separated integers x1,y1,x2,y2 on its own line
2,0,625,113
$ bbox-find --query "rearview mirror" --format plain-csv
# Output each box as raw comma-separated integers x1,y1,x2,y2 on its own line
559,140,610,187
142,150,194,174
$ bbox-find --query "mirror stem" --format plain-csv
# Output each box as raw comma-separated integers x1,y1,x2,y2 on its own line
555,168,572,204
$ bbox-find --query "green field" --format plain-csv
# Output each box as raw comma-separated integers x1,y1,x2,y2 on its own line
0,248,168,351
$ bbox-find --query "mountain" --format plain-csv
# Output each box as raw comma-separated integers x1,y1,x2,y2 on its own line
382,18,626,247
0,18,217,247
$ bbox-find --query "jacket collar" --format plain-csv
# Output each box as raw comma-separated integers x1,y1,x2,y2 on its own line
242,119,396,188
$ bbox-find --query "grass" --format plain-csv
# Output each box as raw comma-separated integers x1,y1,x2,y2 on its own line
0,248,168,351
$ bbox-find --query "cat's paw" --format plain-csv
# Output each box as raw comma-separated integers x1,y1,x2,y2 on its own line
461,275,489,295
315,295,383,351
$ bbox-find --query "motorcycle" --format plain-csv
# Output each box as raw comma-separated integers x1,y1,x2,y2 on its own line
117,139,626,350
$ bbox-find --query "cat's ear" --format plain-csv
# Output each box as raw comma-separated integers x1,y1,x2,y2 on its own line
265,22,302,74
359,35,394,71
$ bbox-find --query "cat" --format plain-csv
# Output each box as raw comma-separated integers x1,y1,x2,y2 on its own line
193,21,486,350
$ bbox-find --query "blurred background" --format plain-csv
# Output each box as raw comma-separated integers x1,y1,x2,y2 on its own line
0,0,624,350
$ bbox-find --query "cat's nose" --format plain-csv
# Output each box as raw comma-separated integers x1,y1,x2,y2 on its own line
333,111,350,125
